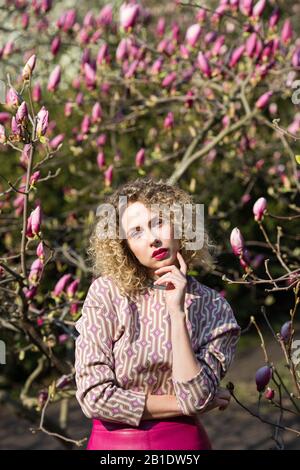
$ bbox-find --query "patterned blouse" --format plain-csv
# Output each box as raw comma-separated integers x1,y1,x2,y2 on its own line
74,274,241,427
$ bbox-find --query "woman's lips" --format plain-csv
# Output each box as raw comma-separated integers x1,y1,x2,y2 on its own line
153,249,168,260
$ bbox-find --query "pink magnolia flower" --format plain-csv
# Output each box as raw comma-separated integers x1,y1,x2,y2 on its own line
156,17,165,36
16,101,28,124
31,204,42,236
0,124,6,144
239,0,253,17
64,101,73,117
185,24,201,47
51,35,61,56
97,4,113,26
49,133,65,150
66,279,80,298
196,51,211,78
246,33,257,57
104,164,114,187
21,12,29,29
211,35,225,56
32,83,42,102
97,134,107,146
81,115,91,134
23,285,38,300
162,71,177,88
255,91,273,109
230,227,245,256
253,197,267,221
22,54,36,81
92,102,103,123
6,87,21,108
36,241,45,260
53,274,72,297
36,106,49,137
28,258,44,285
229,45,245,67
252,0,266,19
97,151,106,169
135,148,145,167
47,65,61,92
97,43,109,65
11,116,21,136
30,171,41,186
150,57,163,75
120,2,140,30
0,112,11,123
84,62,96,89
163,111,174,130
268,7,280,29
281,19,293,44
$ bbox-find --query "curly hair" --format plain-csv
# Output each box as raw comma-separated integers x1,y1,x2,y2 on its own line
87,176,216,301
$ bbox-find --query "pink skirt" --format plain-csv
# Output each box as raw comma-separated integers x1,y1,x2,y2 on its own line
86,415,212,450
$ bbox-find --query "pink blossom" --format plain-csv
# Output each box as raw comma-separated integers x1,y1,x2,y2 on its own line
49,133,65,150
119,2,140,30
32,83,42,102
36,241,45,260
22,54,36,81
51,36,61,56
53,274,72,297
229,45,245,67
66,279,80,298
185,24,201,47
28,258,44,285
281,19,293,44
104,164,114,187
230,227,245,256
47,65,61,92
255,91,273,109
36,106,49,137
163,111,174,130
92,102,103,123
135,148,145,167
97,4,113,26
253,197,267,221
196,51,211,77
30,171,40,186
97,151,106,169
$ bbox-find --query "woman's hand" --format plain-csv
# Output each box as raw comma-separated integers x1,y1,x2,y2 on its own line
197,387,232,414
153,251,187,316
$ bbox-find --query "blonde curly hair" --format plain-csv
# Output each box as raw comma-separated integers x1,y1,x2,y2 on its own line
87,177,216,301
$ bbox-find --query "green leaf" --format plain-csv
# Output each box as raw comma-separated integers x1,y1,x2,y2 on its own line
295,155,300,165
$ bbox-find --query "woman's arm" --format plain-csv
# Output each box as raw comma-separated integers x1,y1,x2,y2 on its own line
170,303,241,416
141,386,232,420
141,394,182,420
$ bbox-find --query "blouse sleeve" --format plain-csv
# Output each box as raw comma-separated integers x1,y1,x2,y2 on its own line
74,278,147,427
171,293,241,416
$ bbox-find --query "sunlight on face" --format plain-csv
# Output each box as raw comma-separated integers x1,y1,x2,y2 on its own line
121,201,180,280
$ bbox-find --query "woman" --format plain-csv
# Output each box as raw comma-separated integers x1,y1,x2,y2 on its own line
74,177,241,450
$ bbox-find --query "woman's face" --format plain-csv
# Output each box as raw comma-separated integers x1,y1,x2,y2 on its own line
121,201,181,280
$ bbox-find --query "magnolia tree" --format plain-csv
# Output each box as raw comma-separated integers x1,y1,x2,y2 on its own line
0,0,299,449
